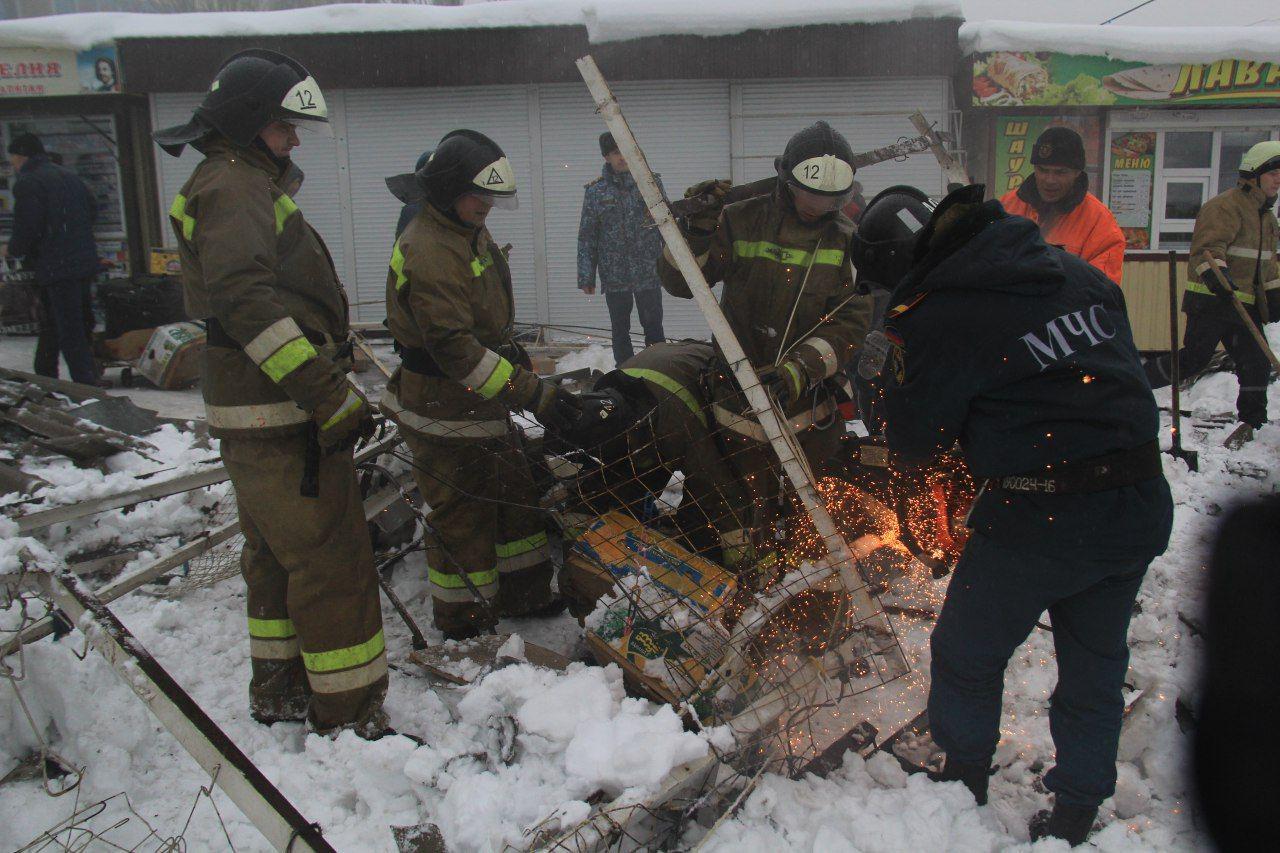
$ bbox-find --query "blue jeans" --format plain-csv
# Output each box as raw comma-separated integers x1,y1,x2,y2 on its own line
605,288,664,366
929,531,1150,807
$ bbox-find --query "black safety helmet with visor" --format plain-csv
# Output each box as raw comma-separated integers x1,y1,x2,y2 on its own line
848,185,936,292
417,129,518,213
776,121,858,218
153,48,331,158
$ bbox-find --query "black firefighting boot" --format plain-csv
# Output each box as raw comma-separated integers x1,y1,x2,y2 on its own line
1029,801,1098,846
927,757,990,805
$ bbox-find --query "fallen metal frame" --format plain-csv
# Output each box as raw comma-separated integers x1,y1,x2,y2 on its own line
23,569,338,853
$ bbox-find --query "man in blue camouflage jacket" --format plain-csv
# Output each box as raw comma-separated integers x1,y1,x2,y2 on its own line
577,132,665,365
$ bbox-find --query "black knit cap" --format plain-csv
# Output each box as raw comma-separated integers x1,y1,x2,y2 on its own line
599,132,618,156
7,133,45,157
1030,126,1086,171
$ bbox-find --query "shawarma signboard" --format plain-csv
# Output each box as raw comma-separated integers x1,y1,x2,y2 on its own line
973,52,1280,107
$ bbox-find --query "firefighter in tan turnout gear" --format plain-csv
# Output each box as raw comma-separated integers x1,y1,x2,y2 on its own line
657,121,873,570
382,130,579,640
154,50,388,736
1145,140,1280,443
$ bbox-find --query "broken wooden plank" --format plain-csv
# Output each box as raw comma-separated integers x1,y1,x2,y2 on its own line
0,460,48,496
12,430,403,534
407,634,571,686
1,469,412,658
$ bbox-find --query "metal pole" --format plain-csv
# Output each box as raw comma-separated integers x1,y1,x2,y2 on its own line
34,572,337,853
1166,251,1197,470
573,55,872,613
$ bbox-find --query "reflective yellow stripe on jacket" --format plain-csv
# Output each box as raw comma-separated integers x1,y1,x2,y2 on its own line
462,348,515,400
733,240,845,268
390,240,408,291
169,194,195,240
620,367,707,426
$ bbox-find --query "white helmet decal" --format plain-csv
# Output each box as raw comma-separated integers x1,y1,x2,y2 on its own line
281,76,329,122
473,156,516,194
791,154,855,194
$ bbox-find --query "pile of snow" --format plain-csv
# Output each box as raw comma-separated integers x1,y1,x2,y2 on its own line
961,20,1280,64
0,1,962,52
4,329,1277,849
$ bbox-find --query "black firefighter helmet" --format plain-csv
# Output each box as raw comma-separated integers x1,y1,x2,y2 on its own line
848,185,935,292
775,121,858,217
415,129,518,212
153,48,331,157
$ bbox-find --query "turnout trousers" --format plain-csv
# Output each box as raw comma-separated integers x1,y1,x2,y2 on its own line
928,531,1151,807
1145,306,1271,428
220,433,388,735
403,428,554,636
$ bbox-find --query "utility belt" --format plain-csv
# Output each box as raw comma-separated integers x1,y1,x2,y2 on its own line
399,340,530,379
982,440,1161,495
205,317,354,369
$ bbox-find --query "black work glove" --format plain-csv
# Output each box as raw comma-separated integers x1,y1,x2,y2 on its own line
757,360,808,410
683,178,732,233
1200,267,1237,301
314,381,375,451
530,380,581,434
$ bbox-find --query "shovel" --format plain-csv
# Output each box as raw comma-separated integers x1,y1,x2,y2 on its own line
1166,251,1198,471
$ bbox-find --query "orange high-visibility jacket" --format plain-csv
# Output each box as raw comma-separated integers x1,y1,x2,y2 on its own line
1000,188,1126,285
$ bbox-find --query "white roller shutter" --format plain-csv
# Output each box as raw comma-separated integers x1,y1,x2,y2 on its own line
343,85,534,323
735,77,953,199
150,91,351,308
539,80,729,343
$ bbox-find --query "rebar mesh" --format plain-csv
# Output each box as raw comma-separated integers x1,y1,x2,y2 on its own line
158,485,243,598
383,354,941,782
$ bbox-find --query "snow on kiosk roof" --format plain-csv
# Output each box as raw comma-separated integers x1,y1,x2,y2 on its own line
0,0,962,52
961,20,1280,65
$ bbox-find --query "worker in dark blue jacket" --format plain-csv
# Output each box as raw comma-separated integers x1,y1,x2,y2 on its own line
850,185,1173,847
4,133,101,385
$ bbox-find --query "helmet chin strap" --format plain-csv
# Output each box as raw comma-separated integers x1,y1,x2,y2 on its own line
250,137,291,176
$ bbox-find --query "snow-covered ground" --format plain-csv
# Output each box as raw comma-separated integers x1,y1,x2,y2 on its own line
1,329,1276,851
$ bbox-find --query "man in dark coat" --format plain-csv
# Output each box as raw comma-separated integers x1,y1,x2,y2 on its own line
851,185,1173,846
577,132,665,365
5,133,101,385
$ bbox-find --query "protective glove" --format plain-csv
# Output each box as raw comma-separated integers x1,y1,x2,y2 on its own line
313,381,375,450
857,330,891,380
758,359,808,410
683,178,732,233
529,379,582,434
1199,266,1237,301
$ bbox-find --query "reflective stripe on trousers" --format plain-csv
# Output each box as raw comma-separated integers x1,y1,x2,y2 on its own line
429,565,499,603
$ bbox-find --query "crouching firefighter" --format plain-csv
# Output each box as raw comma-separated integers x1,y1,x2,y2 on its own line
853,185,1173,846
381,130,579,641
657,121,872,537
155,50,388,737
560,341,762,592
559,341,894,603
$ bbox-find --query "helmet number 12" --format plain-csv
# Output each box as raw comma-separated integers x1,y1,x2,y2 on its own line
295,89,316,111
804,163,821,180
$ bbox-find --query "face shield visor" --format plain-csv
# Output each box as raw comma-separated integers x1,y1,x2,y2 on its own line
467,156,519,209
786,154,855,217
276,76,334,139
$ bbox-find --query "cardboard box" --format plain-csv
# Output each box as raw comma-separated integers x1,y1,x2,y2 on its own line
149,248,181,276
137,322,206,389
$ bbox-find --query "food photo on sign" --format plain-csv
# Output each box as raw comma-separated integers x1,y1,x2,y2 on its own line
974,52,1280,107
